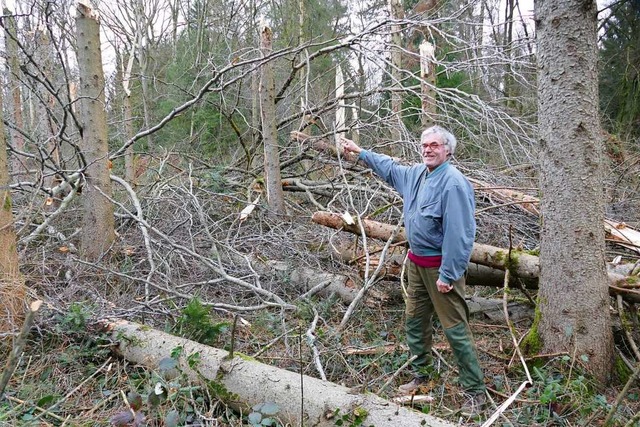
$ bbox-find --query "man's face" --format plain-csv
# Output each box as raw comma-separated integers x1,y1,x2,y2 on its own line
421,133,449,170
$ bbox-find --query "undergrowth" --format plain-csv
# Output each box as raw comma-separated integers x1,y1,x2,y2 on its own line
1,290,639,426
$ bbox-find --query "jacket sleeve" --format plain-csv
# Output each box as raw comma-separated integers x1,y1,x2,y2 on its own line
438,183,476,283
358,150,412,196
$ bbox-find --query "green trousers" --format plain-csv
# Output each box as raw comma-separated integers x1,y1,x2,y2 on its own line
405,262,485,393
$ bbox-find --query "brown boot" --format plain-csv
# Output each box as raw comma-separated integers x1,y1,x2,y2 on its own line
398,376,429,394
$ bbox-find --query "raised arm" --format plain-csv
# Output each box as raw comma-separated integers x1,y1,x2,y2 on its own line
339,137,416,195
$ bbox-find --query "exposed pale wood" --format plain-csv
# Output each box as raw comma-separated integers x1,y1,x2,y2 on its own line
420,41,436,127
106,319,456,427
392,395,435,405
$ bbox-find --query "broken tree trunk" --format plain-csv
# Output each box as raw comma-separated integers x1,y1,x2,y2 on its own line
312,211,640,303
106,320,455,427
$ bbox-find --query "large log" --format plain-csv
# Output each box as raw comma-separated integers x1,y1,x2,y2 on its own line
311,211,640,303
311,211,540,277
106,320,455,427
333,244,537,290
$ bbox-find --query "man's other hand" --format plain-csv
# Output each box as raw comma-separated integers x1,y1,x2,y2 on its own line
436,278,453,293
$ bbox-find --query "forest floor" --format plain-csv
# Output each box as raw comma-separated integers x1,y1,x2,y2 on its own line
2,154,640,426
1,275,639,427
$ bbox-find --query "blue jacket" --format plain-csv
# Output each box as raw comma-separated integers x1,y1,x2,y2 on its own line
358,150,476,284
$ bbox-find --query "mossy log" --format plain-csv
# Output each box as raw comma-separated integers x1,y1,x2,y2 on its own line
105,319,455,427
311,211,640,303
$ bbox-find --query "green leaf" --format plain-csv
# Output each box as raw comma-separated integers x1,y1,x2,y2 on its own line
262,417,275,426
187,352,201,369
36,395,55,407
165,410,180,427
248,412,262,425
260,402,279,415
170,346,184,359
159,357,178,371
580,354,589,362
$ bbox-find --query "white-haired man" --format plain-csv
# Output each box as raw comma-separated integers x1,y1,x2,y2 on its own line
340,126,486,415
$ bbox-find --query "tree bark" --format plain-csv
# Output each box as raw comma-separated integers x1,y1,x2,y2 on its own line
536,0,613,383
2,8,26,179
116,46,137,184
76,3,116,261
260,25,287,216
106,319,455,427
0,82,20,278
388,0,404,147
0,82,25,335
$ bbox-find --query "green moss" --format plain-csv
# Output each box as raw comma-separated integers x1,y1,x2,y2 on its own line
494,249,523,277
505,252,521,274
521,302,543,355
116,331,144,347
614,356,632,383
332,406,369,427
235,352,257,362
3,194,11,211
204,378,239,402
625,275,639,284
370,202,394,218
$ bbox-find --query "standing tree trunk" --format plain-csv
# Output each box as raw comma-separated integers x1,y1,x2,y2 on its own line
388,0,404,148
76,3,115,261
3,8,26,179
535,0,612,383
259,25,286,216
134,0,155,149
0,79,20,278
0,70,25,335
116,45,137,184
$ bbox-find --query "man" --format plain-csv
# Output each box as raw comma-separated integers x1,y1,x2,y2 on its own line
340,126,486,415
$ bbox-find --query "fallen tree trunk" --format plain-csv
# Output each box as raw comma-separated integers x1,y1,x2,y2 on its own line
330,243,538,289
312,211,640,303
106,319,455,427
268,260,358,303
312,211,541,277
223,254,358,304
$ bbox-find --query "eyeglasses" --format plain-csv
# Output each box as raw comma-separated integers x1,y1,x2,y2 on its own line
422,142,444,150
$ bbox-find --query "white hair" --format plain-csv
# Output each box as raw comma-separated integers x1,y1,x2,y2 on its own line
421,125,457,155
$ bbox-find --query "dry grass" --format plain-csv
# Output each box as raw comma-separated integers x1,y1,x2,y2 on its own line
0,276,27,339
